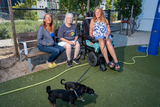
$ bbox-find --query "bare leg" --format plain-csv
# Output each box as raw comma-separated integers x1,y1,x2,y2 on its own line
106,39,120,69
46,61,52,65
73,42,80,59
98,39,114,68
63,43,72,61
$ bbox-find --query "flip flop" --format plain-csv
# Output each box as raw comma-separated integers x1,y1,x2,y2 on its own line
52,62,57,67
46,64,54,68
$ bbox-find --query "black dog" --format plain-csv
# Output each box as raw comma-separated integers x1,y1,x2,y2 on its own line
46,85,86,107
61,79,81,90
60,79,95,102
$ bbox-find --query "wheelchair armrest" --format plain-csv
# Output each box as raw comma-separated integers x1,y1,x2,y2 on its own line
110,34,113,37
83,33,99,43
91,39,99,43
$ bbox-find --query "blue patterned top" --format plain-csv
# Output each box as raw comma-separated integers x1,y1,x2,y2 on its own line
93,21,107,38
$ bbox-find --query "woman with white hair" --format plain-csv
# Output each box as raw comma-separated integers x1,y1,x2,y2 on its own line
58,13,80,67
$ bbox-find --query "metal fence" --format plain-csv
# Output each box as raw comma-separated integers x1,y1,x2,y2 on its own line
103,9,121,24
0,7,121,33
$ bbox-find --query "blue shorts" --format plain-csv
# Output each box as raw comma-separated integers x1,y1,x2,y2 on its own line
95,35,113,41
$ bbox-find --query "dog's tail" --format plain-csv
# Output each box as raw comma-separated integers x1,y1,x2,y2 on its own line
46,85,52,94
60,79,65,85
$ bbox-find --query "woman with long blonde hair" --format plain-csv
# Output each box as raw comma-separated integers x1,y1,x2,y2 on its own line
89,7,120,71
37,13,64,68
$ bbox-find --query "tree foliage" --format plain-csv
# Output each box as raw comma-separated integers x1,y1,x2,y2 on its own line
12,1,38,20
114,0,142,19
59,0,102,16
105,0,117,10
24,0,37,8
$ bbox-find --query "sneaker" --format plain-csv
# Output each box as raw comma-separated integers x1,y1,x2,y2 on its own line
72,58,80,64
67,60,73,67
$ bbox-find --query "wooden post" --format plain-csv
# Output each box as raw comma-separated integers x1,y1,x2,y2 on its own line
119,14,123,34
62,10,63,24
7,0,19,59
129,5,134,37
87,0,90,12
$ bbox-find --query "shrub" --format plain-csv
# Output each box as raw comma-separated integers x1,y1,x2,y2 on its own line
24,11,39,21
0,20,63,39
0,27,11,39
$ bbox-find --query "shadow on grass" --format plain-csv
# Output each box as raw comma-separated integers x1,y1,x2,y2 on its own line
55,93,99,107
79,70,100,84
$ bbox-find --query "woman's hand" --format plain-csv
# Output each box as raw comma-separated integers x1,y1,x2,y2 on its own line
106,34,109,40
48,43,51,46
90,42,93,46
73,41,76,46
69,41,74,45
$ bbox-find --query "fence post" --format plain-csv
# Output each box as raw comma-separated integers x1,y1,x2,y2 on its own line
62,10,63,24
108,9,111,24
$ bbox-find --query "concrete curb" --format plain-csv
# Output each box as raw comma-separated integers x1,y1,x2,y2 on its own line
0,39,13,47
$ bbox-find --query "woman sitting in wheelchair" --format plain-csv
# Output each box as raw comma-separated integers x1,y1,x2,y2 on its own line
89,7,120,71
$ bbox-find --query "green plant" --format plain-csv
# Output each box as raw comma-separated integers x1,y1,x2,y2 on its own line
115,0,142,19
0,28,11,39
112,13,118,21
24,11,39,21
0,20,63,40
12,2,26,20
12,1,38,21
105,0,118,10
59,0,102,18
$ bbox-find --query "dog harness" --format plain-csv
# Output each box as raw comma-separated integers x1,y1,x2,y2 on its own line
74,90,79,98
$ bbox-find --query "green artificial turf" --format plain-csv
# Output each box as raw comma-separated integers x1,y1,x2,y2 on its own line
0,45,160,107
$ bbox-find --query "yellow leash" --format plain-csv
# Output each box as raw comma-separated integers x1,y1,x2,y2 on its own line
0,63,89,96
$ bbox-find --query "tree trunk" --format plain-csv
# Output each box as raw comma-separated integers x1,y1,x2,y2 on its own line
119,14,123,34
126,21,128,35
55,0,58,28
87,0,90,12
82,4,85,20
7,0,19,59
75,12,77,27
129,5,134,37
132,18,135,34
27,0,30,18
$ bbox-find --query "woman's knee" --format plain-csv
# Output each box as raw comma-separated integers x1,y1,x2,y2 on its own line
54,48,60,55
106,39,112,46
98,39,105,47
64,43,71,49
75,42,80,49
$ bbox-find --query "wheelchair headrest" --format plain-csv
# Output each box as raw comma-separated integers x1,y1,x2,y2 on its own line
86,11,93,17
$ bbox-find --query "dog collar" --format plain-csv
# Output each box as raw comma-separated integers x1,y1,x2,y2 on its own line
74,90,79,98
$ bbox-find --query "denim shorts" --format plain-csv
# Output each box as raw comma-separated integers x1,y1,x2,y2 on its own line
95,35,112,41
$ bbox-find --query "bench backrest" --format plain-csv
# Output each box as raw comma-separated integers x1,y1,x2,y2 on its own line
17,31,38,50
17,29,59,50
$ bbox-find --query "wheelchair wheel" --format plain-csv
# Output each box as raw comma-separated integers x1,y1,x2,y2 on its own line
87,52,98,66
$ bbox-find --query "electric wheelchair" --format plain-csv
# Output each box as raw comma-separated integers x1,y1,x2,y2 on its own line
80,11,114,71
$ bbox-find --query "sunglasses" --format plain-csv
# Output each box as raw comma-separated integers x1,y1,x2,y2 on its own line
45,17,51,19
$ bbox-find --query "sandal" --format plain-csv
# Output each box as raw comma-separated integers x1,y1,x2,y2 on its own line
52,62,57,67
114,62,120,71
107,61,115,68
46,64,54,68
